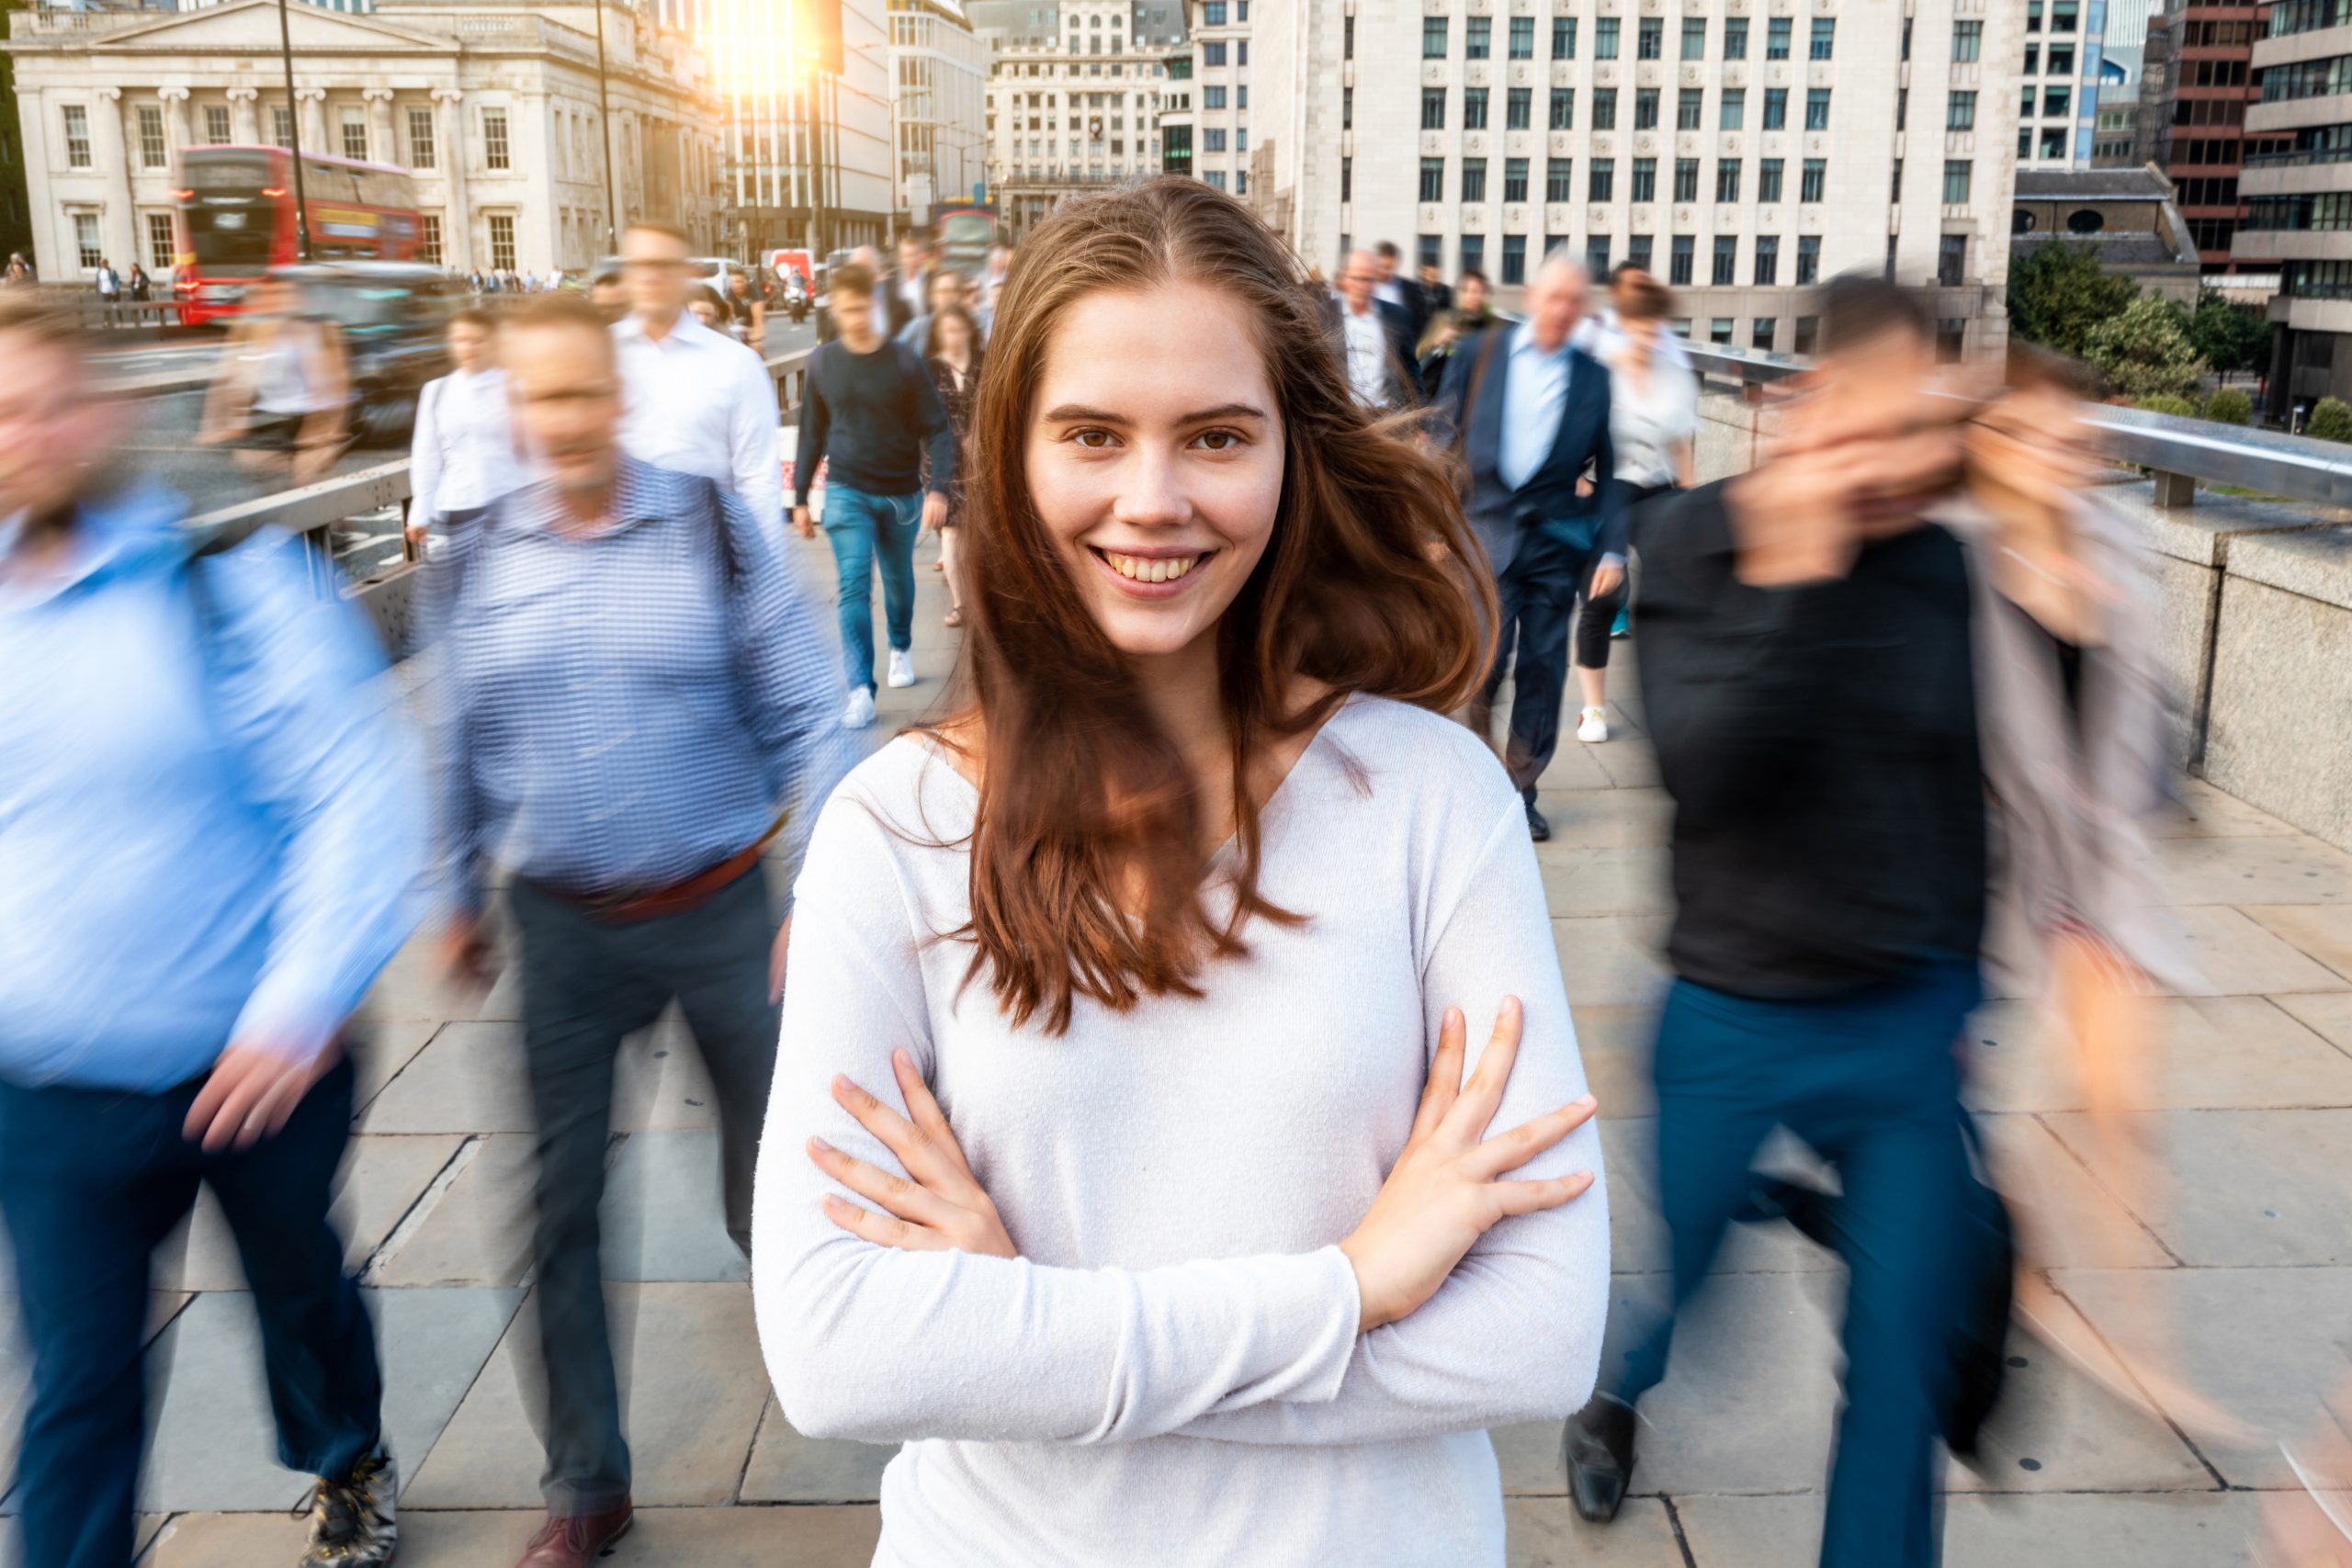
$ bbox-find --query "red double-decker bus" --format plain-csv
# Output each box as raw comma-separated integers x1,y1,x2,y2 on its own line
174,145,423,324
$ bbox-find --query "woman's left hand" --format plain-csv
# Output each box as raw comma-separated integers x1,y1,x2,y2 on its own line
808,1048,1017,1258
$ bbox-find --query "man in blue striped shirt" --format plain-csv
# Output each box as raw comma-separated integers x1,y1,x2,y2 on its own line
0,299,424,1568
424,293,847,1567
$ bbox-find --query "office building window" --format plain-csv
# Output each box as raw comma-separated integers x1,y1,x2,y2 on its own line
1669,233,1695,285
1937,317,1967,362
1508,87,1532,130
1597,17,1621,58
408,106,436,169
1204,128,1226,152
1204,85,1226,108
145,210,175,271
1802,158,1827,202
1546,158,1574,200
1722,88,1746,130
1724,16,1749,58
1629,233,1655,270
1892,158,1905,200
1953,20,1982,61
484,107,511,170
1794,315,1819,355
489,212,516,271
1713,234,1738,285
1675,157,1700,201
1204,0,1225,21
1461,232,1486,274
1810,17,1837,59
1550,88,1576,130
1805,89,1831,130
419,212,443,265
1340,155,1351,201
136,105,167,168
1467,16,1491,58
2049,43,2074,72
1683,17,1708,59
342,110,368,162
1638,16,1663,58
1948,91,1976,130
1504,157,1529,201
1238,128,1248,152
1632,157,1657,201
1711,317,1734,344
1763,88,1788,130
1422,87,1446,130
1419,156,1444,202
62,105,90,169
1754,233,1780,284
1752,317,1778,352
1943,159,1972,203
1767,16,1792,58
2019,84,2036,119
1419,233,1442,274
1759,158,1784,202
2052,0,2078,30
1502,233,1528,284
1898,88,1909,131
2044,87,2071,117
1593,88,1618,130
1423,15,1448,57
1679,87,1704,130
1510,16,1534,58
74,211,101,269
1344,15,1354,56
1204,40,1227,64
2025,43,2041,72
272,104,293,149
1902,16,1914,58
1238,40,1249,64
1589,158,1615,200
1635,88,1659,130
1465,88,1489,130
1462,157,1487,201
2039,127,2066,158
1553,16,1577,58
205,104,232,144
1716,158,1741,201
1939,232,1968,285
1206,170,1227,190
1588,235,1612,275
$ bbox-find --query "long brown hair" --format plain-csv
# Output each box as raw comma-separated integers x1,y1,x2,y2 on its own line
939,177,1494,1033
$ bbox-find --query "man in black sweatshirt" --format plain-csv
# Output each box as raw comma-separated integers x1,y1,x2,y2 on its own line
792,262,956,729
1564,278,1988,1568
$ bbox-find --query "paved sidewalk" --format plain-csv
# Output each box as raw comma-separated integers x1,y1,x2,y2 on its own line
8,527,2352,1567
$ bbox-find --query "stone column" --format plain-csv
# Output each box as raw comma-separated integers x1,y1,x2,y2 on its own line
158,86,192,166
92,88,137,276
227,86,259,146
364,87,395,164
298,86,328,161
434,88,471,270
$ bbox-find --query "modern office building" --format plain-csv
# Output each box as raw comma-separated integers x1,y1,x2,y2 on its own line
2236,0,2352,417
1251,0,2020,357
888,0,988,221
2143,0,2281,268
1182,0,1246,196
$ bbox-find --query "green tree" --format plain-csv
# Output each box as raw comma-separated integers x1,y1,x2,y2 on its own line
2007,242,2141,359
2204,387,2253,425
2139,395,2197,417
2085,295,2209,403
2310,398,2352,443
2187,290,2272,383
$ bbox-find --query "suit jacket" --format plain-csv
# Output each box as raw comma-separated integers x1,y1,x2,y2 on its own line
1435,328,1626,580
1333,299,1423,409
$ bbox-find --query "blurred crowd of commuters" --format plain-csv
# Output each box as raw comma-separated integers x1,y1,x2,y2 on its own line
4,174,2349,1568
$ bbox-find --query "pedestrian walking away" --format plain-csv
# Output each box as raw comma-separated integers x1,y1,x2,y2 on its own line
610,221,783,533
752,173,1607,1568
1435,248,1626,839
790,261,954,728
422,290,848,1568
1597,273,1701,655
408,307,521,557
924,301,983,628
1333,249,1422,411
0,295,424,1568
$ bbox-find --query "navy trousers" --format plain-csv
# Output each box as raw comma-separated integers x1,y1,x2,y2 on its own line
1482,525,1623,802
0,1057,380,1568
1611,959,1984,1568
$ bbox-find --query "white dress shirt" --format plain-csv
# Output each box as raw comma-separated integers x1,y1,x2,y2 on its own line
613,310,783,529
1340,303,1390,409
1498,322,1574,492
410,367,521,525
1572,308,1693,374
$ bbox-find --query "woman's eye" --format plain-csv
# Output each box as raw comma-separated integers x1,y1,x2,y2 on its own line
1194,429,1244,452
1070,428,1116,449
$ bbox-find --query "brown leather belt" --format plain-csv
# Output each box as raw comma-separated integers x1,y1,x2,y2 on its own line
549,834,774,925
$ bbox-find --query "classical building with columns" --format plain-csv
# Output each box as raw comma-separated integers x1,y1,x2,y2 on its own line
1,0,726,280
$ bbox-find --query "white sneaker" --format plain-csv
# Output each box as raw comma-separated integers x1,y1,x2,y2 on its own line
886,649,917,689
842,687,876,728
1576,705,1610,744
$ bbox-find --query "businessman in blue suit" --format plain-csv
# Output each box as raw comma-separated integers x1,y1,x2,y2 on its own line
1436,249,1627,840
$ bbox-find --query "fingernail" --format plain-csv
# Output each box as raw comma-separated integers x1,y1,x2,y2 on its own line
1577,1094,1599,1110
808,1135,832,1155
893,1048,912,1070
1504,996,1522,1017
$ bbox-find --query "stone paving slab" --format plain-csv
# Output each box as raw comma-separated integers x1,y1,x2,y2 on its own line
359,1021,720,1136
2151,833,2352,905
740,1399,895,1505
2245,902,2352,984
601,1131,749,1284
1676,1491,2267,1568
2162,905,2350,994
1506,1495,1688,1565
2146,779,2301,840
1538,845,1677,919
0,1515,166,1564
1549,915,1673,1010
141,1505,885,1567
1964,997,2352,1114
152,1134,462,1293
365,1134,537,1289
2041,1109,2352,1268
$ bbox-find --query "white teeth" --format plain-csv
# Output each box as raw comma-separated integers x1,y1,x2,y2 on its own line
1103,551,1201,582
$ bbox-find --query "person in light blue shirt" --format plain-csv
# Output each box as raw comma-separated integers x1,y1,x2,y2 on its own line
0,298,424,1568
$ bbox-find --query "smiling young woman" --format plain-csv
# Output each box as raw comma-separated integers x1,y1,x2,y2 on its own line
751,177,1610,1568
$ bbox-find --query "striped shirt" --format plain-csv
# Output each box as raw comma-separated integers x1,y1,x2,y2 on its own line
424,457,849,912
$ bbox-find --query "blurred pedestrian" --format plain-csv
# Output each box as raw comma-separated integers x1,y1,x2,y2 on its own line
127,263,151,303
727,270,765,348
612,221,781,532
0,295,424,1568
1435,248,1625,836
1565,276,1988,1568
197,276,351,486
923,301,981,627
408,307,519,557
1371,239,1430,344
1574,262,1693,375
1602,273,1698,509
891,231,935,337
898,265,975,355
4,252,33,287
1415,269,1494,389
686,284,730,336
750,172,1604,1568
423,291,845,1568
1419,260,1455,318
789,261,954,728
1334,249,1421,411
977,243,1012,333
587,264,625,322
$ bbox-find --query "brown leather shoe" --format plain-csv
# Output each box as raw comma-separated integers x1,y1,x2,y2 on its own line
514,1505,633,1567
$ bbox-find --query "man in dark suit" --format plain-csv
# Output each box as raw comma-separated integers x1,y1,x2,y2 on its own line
1419,262,1455,320
1335,249,1421,410
1435,248,1626,840
1371,241,1430,344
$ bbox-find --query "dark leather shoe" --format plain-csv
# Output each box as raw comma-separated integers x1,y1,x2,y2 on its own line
1525,801,1553,842
1564,1394,1636,1522
515,1505,633,1567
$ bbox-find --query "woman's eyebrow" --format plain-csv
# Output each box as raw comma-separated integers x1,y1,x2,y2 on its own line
1039,402,1270,424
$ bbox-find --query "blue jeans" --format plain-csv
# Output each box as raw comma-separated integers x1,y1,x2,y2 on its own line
1611,959,1983,1568
0,1057,380,1568
820,485,920,694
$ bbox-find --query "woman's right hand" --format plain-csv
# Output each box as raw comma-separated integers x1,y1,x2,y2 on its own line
1340,998,1598,1333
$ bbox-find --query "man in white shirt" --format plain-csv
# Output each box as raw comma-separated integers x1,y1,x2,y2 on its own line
1571,262,1694,373
1334,250,1419,411
407,306,519,556
610,221,783,532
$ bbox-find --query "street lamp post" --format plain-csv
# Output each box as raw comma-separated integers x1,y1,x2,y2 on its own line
275,0,311,262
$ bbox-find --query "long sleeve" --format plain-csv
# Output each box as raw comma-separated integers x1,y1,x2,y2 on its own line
1172,796,1609,1446
205,530,427,1057
409,377,444,526
752,794,1364,1447
909,349,956,497
730,347,784,530
792,348,830,509
416,525,489,915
